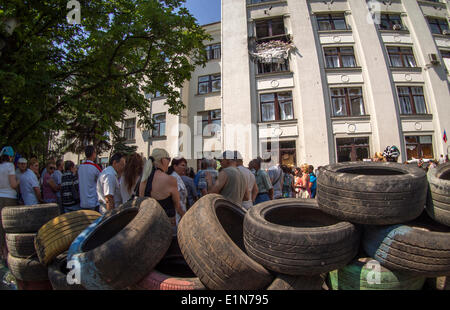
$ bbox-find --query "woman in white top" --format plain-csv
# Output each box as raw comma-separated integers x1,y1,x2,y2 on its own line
120,153,144,203
0,146,18,263
167,157,188,227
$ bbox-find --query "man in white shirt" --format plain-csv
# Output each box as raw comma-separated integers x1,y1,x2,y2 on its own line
236,155,258,211
97,153,126,214
15,157,28,181
78,146,102,211
20,158,43,205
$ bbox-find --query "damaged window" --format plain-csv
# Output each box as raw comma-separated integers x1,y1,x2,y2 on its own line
256,17,288,42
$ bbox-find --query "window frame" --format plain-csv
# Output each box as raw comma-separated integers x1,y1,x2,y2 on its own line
427,17,449,35
257,58,290,74
405,135,434,160
386,46,417,68
200,109,221,137
255,17,288,42
379,13,404,31
198,74,221,95
323,46,357,68
123,118,136,141
206,43,221,60
397,86,428,115
336,137,370,162
316,13,348,31
330,87,366,117
259,91,294,122
152,113,166,137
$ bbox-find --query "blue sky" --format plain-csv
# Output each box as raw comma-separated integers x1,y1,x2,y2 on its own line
183,0,221,26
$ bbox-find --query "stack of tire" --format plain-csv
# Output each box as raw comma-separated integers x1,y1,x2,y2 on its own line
316,161,450,290
33,209,102,290
1,204,60,289
47,161,449,291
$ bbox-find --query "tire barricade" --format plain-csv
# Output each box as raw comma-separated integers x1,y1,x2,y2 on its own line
0,162,448,290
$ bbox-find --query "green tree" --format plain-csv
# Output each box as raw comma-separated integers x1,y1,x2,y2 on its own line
0,0,210,157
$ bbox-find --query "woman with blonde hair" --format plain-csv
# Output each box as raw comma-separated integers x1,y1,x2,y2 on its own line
139,149,185,230
298,164,311,199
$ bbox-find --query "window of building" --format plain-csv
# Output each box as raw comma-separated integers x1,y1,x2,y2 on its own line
260,92,294,122
397,86,427,115
427,17,449,35
198,74,221,94
405,136,434,159
255,17,287,42
200,109,221,136
387,46,417,67
330,87,366,117
336,137,370,162
123,118,136,141
324,47,357,68
152,113,166,137
440,49,450,72
261,140,297,168
206,44,221,60
257,58,289,74
316,14,348,31
379,14,404,30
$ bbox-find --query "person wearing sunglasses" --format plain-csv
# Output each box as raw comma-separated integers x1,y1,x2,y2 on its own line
42,160,60,203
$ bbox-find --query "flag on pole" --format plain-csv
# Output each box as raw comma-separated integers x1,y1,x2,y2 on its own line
444,130,448,143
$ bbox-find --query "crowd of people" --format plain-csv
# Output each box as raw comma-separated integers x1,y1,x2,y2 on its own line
0,143,449,265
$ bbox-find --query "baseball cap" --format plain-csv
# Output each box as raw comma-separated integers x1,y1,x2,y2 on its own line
0,146,14,157
18,158,27,164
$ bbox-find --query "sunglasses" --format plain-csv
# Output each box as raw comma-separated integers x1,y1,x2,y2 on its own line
49,167,56,170
164,157,171,162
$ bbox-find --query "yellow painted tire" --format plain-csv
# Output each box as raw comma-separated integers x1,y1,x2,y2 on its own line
34,210,101,266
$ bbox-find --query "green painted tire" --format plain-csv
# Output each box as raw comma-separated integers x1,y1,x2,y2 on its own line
329,257,426,290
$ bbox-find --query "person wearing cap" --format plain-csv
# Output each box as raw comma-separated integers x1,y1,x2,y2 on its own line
0,146,19,263
205,150,249,206
139,148,184,234
15,157,28,181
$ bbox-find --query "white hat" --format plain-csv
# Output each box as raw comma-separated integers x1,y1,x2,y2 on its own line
18,158,27,163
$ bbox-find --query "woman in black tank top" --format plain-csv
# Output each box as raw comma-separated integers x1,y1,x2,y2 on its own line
138,149,185,226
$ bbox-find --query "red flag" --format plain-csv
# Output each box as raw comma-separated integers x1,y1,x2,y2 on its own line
444,130,448,143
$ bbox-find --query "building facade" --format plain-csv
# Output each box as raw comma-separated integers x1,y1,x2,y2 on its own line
65,0,450,171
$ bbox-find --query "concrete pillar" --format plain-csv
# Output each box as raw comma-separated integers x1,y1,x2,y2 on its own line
402,0,450,158
287,0,333,167
222,0,257,163
347,0,404,160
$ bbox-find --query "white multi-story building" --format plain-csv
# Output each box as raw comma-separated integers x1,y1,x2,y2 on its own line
65,0,450,171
